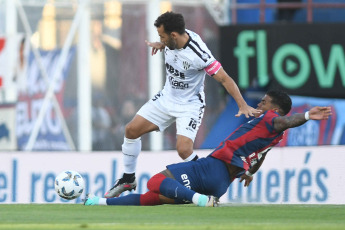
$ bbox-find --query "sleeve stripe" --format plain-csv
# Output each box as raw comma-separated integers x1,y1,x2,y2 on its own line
187,38,211,63
187,44,207,62
190,40,211,58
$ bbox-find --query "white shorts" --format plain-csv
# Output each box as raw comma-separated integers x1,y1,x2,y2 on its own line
137,92,205,142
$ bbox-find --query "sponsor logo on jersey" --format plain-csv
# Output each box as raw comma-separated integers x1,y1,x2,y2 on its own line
183,61,190,70
250,158,258,166
169,76,189,89
181,174,191,189
166,63,185,79
240,156,248,164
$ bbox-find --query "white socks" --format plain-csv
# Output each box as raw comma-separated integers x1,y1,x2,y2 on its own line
122,137,141,174
192,193,201,204
192,193,208,206
184,152,197,162
98,197,107,205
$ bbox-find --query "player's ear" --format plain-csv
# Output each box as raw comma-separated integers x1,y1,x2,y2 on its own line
170,32,178,39
272,107,280,113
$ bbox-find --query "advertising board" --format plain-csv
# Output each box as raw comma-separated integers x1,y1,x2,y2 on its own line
0,146,343,204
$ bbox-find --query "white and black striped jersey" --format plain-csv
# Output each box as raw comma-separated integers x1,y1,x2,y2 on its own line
161,29,219,104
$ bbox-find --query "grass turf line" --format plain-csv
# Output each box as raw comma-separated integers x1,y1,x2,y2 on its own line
0,204,344,230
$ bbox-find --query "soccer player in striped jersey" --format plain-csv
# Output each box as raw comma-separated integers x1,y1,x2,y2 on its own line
104,11,260,198
85,90,331,206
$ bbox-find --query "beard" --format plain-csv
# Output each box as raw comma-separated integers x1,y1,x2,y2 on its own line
166,37,177,50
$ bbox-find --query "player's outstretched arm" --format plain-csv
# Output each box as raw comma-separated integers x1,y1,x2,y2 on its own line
239,153,267,187
145,40,165,56
213,68,261,118
309,106,332,120
273,106,332,133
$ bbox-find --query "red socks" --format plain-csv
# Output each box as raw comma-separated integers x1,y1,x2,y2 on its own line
140,191,161,206
139,173,167,206
147,173,166,192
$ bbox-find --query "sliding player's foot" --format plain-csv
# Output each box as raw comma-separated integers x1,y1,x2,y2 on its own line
83,193,99,206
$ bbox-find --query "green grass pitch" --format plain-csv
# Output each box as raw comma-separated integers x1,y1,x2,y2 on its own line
0,204,344,230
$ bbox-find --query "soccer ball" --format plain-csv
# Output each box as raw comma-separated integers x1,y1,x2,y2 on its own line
55,170,85,200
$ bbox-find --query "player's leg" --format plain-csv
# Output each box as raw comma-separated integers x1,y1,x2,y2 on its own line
175,103,205,161
122,115,158,179
176,135,198,161
147,168,218,207
85,158,225,206
105,95,174,198
164,157,230,205
85,171,175,206
104,115,158,198
84,191,175,206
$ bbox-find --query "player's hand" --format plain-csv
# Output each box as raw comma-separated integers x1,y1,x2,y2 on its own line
145,40,165,56
239,174,253,187
309,106,332,120
235,105,262,118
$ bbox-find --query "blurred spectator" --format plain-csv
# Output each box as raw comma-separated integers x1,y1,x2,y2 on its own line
13,36,28,95
92,97,113,150
112,98,143,150
276,0,302,22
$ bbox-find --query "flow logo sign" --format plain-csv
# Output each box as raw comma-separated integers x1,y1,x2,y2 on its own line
220,24,345,98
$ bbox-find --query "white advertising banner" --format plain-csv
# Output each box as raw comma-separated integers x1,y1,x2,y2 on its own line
227,146,342,204
0,146,343,204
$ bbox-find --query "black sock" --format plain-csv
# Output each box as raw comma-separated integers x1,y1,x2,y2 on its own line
192,155,199,161
122,173,135,183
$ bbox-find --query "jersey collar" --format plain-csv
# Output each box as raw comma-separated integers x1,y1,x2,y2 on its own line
181,30,191,50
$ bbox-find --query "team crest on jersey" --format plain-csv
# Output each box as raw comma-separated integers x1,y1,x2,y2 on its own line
183,61,190,70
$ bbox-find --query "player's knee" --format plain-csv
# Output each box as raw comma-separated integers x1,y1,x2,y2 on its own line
124,123,139,139
147,173,166,192
176,145,193,160
146,178,156,192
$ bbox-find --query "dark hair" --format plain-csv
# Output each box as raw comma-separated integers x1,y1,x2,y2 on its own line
266,90,292,115
154,11,185,35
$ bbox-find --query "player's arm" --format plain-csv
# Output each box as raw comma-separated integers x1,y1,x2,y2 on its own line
239,153,267,187
273,106,332,133
145,40,165,56
212,67,261,118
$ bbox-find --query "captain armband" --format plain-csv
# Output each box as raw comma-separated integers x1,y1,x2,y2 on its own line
205,60,222,76
305,111,310,121
245,171,253,177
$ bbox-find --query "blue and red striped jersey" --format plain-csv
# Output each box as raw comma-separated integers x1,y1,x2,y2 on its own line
209,110,284,171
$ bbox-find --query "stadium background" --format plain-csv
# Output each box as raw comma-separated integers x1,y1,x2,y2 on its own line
0,0,344,204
